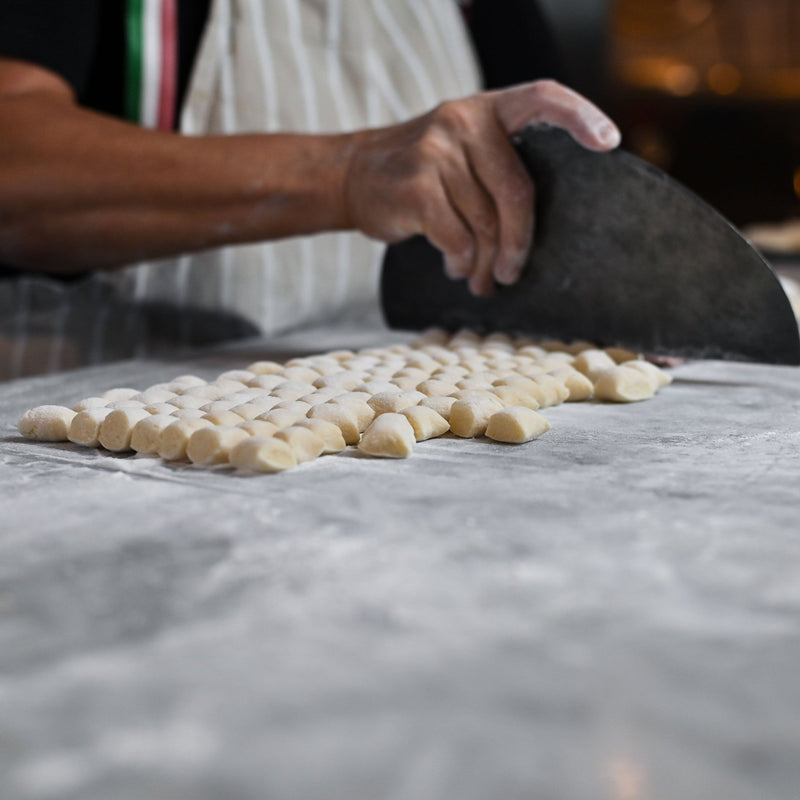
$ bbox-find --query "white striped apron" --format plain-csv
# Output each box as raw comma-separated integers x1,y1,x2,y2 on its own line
1,0,481,380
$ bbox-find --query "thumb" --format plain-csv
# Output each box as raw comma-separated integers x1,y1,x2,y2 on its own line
492,80,621,152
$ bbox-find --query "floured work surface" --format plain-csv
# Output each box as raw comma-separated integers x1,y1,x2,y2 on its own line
1,318,800,800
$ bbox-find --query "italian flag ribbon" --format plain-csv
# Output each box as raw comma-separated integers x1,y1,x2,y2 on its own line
125,0,178,130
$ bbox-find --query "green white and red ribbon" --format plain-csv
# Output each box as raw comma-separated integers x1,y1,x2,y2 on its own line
125,0,178,130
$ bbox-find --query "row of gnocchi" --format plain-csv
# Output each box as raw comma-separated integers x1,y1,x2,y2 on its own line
18,329,672,473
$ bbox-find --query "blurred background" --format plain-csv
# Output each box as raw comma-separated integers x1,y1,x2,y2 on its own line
538,0,800,243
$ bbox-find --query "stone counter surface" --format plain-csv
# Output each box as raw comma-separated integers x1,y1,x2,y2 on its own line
1,325,799,800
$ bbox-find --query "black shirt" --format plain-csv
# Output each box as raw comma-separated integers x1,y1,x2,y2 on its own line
0,0,562,118
0,0,211,121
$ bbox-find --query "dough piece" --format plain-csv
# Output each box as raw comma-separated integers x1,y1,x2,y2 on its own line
393,367,430,382
168,394,210,410
230,398,281,420
187,426,249,465
538,339,568,352
421,344,461,365
101,387,139,402
449,328,482,346
232,387,270,400
330,396,375,431
217,369,256,383
531,354,574,371
388,376,423,392
528,374,570,406
298,388,344,406
483,331,513,347
307,403,361,445
430,366,468,381
449,395,504,438
548,367,594,402
313,372,365,391
620,359,672,390
604,346,641,364
106,399,147,410
145,402,179,416
177,384,228,402
296,356,341,375
68,407,113,446
98,408,151,452
368,390,425,415
450,388,497,401
401,406,450,441
18,405,76,442
230,435,298,473
419,395,457,421
358,380,398,395
132,388,176,405
168,375,206,389
489,384,540,410
157,418,213,461
455,376,494,391
237,420,279,437
412,327,450,346
130,414,176,454
275,426,325,463
246,360,284,375
324,349,355,362
72,396,109,411
246,374,286,391
514,363,546,377
296,418,347,454
268,380,316,401
572,349,618,382
208,379,248,396
272,399,312,416
593,365,656,403
202,410,245,427
416,379,458,397
257,407,306,429
358,413,416,458
486,406,551,443
334,390,372,404
516,344,546,359
170,408,207,420
278,366,320,384
564,339,597,355
200,399,240,414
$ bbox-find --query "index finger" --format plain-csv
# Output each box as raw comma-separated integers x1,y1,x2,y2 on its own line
491,80,621,152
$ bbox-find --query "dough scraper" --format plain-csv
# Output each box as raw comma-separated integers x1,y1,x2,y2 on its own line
380,125,800,364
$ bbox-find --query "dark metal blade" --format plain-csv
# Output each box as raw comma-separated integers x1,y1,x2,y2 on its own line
381,124,800,365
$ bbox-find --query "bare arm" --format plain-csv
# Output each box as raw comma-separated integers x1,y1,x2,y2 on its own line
0,57,620,294
0,57,355,272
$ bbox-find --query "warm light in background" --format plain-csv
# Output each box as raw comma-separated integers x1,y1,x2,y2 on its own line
612,0,800,100
664,63,699,95
794,168,800,200
708,63,741,95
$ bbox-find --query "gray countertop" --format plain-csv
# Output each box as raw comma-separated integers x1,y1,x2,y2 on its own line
1,321,799,800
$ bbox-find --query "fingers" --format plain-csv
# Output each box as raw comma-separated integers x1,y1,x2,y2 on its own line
464,119,534,288
418,179,476,286
492,79,621,152
435,150,499,295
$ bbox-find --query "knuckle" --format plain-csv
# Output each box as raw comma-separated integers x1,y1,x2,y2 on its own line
432,98,479,135
532,78,563,99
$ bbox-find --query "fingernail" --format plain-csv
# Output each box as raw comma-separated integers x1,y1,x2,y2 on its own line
595,121,621,148
495,250,527,285
445,252,473,279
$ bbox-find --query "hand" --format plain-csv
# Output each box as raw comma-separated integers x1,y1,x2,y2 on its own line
344,80,620,296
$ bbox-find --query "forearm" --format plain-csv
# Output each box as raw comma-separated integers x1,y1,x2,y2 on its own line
0,92,355,273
